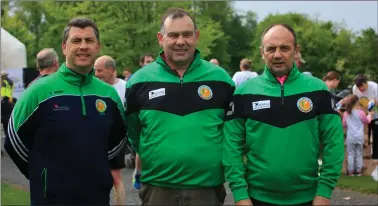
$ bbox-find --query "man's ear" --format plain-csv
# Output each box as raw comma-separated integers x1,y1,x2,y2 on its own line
259,46,264,59
157,32,163,47
62,42,67,56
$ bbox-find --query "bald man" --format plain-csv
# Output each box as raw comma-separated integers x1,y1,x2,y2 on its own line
27,48,59,88
209,58,219,65
94,56,126,205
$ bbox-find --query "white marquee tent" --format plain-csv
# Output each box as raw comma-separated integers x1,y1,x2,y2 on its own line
1,27,27,70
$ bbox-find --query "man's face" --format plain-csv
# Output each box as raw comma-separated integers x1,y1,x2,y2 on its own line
62,27,100,73
260,26,299,76
358,83,368,92
141,56,154,67
157,15,199,67
123,70,131,79
94,60,114,85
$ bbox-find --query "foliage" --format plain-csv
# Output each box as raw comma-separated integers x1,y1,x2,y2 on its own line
1,1,377,86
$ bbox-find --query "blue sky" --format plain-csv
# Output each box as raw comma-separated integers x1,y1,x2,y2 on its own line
233,1,378,33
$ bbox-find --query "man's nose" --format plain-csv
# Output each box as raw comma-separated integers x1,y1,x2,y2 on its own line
176,35,185,45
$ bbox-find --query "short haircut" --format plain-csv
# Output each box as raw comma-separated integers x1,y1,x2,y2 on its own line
354,74,368,87
322,71,341,81
160,8,197,33
261,23,297,47
104,58,116,70
139,53,153,64
62,17,99,43
37,48,59,70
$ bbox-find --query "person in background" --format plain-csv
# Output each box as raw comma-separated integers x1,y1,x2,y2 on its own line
343,94,374,176
323,71,341,94
4,17,127,205
123,68,133,82
232,58,258,86
94,55,126,205
139,53,154,67
209,58,219,65
131,53,155,190
1,71,14,140
352,74,378,162
295,52,306,68
223,23,344,206
27,48,59,88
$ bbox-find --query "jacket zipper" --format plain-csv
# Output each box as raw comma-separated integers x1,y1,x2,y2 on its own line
275,78,285,105
41,168,47,198
80,76,87,116
280,85,284,104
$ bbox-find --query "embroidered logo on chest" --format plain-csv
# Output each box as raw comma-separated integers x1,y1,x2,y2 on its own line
198,85,213,100
95,99,107,114
297,97,313,113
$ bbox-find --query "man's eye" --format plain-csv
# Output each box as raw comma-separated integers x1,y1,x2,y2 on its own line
72,39,81,43
168,33,179,38
182,32,194,37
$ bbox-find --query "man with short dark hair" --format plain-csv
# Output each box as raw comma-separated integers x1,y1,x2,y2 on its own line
126,7,234,205
5,17,127,205
139,53,154,67
352,74,378,161
27,48,59,87
223,23,344,206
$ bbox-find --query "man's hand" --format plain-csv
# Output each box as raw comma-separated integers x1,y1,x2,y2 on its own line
235,199,253,206
312,196,330,205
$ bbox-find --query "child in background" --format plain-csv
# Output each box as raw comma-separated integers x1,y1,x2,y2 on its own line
343,95,374,176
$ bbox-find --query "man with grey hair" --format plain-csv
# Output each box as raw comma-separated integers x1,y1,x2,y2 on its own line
27,48,59,88
94,55,127,205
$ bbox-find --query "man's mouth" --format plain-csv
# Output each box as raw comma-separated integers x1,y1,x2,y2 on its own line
76,54,90,58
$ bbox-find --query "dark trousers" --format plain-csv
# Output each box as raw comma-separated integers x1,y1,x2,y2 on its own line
370,118,378,160
139,183,226,206
251,198,312,206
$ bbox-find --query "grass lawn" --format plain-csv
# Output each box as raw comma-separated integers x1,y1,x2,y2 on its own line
1,183,30,205
337,174,378,194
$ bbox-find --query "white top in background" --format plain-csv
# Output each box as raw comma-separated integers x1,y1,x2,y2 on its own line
232,71,258,86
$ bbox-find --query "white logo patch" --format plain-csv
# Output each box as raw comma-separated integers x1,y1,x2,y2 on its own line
149,88,165,100
252,100,271,110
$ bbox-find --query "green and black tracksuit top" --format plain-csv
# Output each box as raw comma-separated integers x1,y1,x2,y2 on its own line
223,65,344,205
4,64,127,205
126,50,235,188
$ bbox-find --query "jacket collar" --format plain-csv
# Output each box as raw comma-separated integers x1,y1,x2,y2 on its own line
262,63,301,84
156,49,202,75
57,63,94,86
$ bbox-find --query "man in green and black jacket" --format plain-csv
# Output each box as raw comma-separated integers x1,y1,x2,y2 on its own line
5,18,127,205
125,8,234,205
223,24,344,206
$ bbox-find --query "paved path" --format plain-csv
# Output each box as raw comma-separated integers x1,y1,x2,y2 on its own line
1,151,377,205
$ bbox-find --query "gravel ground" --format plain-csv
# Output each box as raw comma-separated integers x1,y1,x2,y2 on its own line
1,138,377,205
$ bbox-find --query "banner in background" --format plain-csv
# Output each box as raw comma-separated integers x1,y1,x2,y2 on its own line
4,68,25,100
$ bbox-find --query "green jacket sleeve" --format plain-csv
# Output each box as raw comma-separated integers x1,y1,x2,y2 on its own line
125,82,141,153
4,84,40,179
317,88,345,199
222,94,249,202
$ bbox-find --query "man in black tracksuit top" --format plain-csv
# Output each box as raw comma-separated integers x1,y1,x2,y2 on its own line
4,18,127,205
